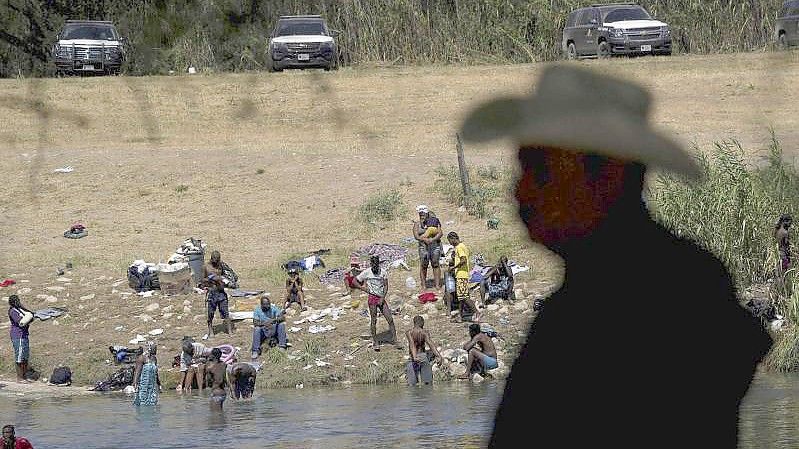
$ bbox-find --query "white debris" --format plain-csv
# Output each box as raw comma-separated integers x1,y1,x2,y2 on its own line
302,365,312,370
145,303,160,312
56,277,72,282
148,328,164,336
290,327,302,333
80,294,95,301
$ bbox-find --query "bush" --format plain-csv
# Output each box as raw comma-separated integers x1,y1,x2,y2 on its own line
359,189,403,224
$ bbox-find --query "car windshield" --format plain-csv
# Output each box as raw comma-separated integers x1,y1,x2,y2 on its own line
62,25,117,40
276,21,326,36
603,7,652,23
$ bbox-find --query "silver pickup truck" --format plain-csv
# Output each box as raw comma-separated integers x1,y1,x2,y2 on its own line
52,20,126,75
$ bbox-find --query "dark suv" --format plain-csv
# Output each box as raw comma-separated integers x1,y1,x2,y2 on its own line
562,3,672,59
776,0,799,48
266,15,338,72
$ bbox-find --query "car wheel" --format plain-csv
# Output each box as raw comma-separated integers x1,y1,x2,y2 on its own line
778,33,788,50
566,43,578,60
266,57,277,73
597,41,611,59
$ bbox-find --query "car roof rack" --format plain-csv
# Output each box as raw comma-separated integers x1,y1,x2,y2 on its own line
65,20,114,24
279,15,323,19
591,3,638,6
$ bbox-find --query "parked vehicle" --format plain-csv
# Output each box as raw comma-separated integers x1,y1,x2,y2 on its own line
266,15,338,72
776,0,799,49
52,20,126,75
562,3,672,59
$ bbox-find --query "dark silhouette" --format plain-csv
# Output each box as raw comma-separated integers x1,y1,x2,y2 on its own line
459,65,773,447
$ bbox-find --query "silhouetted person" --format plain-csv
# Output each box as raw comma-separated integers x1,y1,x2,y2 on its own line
775,213,792,273
460,65,773,447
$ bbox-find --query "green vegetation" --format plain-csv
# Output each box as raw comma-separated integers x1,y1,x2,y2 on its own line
0,0,786,77
359,188,403,224
433,164,514,218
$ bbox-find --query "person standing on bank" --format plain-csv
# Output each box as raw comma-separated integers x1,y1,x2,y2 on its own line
413,205,444,290
7,295,34,383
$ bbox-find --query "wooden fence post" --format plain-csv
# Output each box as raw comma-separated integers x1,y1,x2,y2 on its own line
456,133,472,207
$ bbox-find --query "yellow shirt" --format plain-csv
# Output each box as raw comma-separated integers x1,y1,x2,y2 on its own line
454,242,470,279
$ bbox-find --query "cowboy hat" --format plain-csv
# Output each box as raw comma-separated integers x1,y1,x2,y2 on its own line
458,64,702,180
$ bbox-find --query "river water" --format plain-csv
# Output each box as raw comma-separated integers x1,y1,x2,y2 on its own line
0,373,795,448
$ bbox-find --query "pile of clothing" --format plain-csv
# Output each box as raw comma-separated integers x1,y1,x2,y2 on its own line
63,223,88,239
283,254,325,273
109,345,142,364
167,237,206,264
90,366,135,391
350,243,408,270
128,260,160,292
319,267,347,285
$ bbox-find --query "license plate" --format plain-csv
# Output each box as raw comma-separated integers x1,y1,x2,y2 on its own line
82,64,94,70
640,45,652,52
298,53,310,61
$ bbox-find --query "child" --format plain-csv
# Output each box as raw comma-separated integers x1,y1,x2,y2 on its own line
284,268,307,311
343,257,362,296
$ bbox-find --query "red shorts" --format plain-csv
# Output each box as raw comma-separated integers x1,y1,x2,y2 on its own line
368,294,383,307
345,273,357,289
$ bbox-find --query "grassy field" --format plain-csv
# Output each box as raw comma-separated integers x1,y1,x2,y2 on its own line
1,50,799,388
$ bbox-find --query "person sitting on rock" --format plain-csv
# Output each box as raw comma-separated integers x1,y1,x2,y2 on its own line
251,294,287,360
479,256,515,305
406,315,444,386
458,323,498,381
284,268,307,312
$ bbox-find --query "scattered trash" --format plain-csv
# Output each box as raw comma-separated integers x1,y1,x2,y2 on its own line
54,166,74,173
295,383,304,389
188,66,197,74
406,277,417,289
230,311,254,321
308,324,336,334
33,307,67,321
487,218,500,230
390,259,411,271
499,316,510,326
0,279,15,288
128,334,146,345
290,327,302,333
148,328,164,336
138,290,155,297
115,326,124,331
123,385,136,394
202,333,209,340
302,365,312,370
400,237,416,244
445,220,455,226
314,359,332,367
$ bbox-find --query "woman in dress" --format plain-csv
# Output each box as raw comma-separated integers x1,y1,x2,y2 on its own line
132,341,161,406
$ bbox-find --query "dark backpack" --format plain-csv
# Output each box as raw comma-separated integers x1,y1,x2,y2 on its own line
50,366,72,385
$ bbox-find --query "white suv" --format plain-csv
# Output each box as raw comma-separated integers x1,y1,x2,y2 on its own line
52,20,126,75
266,15,338,72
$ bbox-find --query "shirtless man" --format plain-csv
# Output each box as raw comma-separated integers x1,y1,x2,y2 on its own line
458,323,498,381
206,348,228,410
228,362,257,400
405,315,443,386
202,251,232,339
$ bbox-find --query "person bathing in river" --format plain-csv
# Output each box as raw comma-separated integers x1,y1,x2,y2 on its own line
132,341,161,406
458,323,498,381
2,425,33,449
176,337,211,392
406,315,444,386
228,362,257,400
206,348,228,410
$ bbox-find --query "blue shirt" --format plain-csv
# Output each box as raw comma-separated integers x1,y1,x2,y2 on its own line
253,304,283,322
